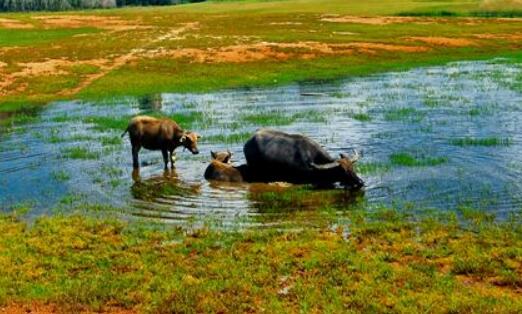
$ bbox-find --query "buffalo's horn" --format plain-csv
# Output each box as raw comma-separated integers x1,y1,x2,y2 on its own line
310,161,338,170
350,150,360,163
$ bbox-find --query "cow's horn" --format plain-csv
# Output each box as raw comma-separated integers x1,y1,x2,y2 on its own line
350,150,360,163
310,162,338,170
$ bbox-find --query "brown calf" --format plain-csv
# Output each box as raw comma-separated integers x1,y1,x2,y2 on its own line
204,150,249,183
121,115,200,169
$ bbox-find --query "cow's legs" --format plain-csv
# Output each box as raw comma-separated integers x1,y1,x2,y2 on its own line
131,143,141,169
169,149,176,168
162,149,169,169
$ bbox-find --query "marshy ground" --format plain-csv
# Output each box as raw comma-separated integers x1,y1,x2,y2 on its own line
2,59,522,228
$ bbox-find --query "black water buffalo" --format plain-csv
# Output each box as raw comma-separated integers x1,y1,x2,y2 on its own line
243,129,363,188
204,150,250,183
121,115,200,169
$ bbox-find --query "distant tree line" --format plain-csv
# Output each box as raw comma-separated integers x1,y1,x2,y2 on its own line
0,0,204,11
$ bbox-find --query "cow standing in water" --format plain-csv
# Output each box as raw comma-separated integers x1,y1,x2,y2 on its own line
243,129,364,189
121,115,200,169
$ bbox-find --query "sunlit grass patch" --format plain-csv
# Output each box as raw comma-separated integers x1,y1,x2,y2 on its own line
60,147,99,160
0,28,99,47
390,152,448,167
450,137,512,146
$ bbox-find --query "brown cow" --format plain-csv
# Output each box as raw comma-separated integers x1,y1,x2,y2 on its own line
121,115,200,169
204,150,250,183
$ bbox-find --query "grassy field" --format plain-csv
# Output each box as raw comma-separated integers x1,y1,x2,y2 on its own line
1,207,521,313
0,0,522,114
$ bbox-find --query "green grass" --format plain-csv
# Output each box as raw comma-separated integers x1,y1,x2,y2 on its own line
100,136,122,146
60,147,100,160
390,152,448,167
0,207,520,312
351,113,372,122
51,170,71,182
384,107,425,123
450,137,513,147
203,131,252,144
83,116,130,131
356,161,391,174
0,28,99,47
241,111,297,126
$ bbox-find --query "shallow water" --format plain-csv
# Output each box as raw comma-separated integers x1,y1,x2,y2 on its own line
1,59,521,228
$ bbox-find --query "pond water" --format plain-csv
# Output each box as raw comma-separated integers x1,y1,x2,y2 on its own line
1,59,521,228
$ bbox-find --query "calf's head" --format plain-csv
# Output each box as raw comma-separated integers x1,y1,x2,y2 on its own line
179,132,201,154
310,150,364,189
211,150,232,163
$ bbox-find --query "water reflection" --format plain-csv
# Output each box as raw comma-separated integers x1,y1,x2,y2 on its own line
138,94,163,112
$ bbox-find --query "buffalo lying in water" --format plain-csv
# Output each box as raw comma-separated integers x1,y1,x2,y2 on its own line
243,129,364,188
204,150,250,183
121,115,200,169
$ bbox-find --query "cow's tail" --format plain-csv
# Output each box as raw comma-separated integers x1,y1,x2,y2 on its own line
121,127,129,138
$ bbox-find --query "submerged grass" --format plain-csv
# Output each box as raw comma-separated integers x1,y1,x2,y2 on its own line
0,208,520,312
450,137,513,147
390,152,448,167
60,147,100,160
203,131,252,144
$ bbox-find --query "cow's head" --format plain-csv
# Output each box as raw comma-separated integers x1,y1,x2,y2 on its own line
211,150,232,163
179,131,201,154
310,150,364,189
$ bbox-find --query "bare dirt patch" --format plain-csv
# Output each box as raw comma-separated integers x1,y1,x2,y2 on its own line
320,15,432,25
31,15,147,31
406,37,475,47
473,33,522,40
154,41,428,64
0,302,136,314
0,18,34,29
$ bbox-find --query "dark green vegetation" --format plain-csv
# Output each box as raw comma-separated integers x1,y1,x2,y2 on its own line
0,208,520,312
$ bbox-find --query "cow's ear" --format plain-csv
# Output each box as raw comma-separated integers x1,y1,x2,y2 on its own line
196,133,202,139
211,151,217,159
179,135,186,143
340,153,349,159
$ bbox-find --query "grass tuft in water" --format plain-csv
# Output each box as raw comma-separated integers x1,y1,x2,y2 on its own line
356,162,391,175
351,113,372,122
60,147,100,160
384,107,425,123
390,152,448,167
450,137,512,147
204,132,252,144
